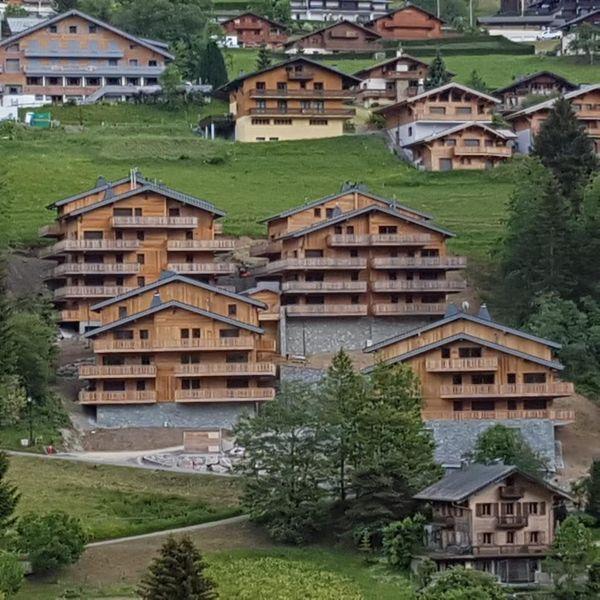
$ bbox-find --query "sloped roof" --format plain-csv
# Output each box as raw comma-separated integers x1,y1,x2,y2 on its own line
414,463,571,502
561,8,600,29
84,299,264,338
260,186,432,223
0,9,173,58
369,4,446,25
48,175,132,209
278,203,455,241
364,308,562,353
284,19,381,47
6,17,47,34
505,84,600,120
494,71,578,95
354,53,435,79
91,272,266,312
216,56,360,94
221,11,288,30
403,121,516,147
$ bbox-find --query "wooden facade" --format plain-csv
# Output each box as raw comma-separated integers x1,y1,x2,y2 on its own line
415,464,571,584
218,57,359,142
220,12,288,48
494,71,578,110
365,306,575,421
251,187,466,319
368,5,445,40
80,274,277,407
284,20,383,54
40,172,236,331
0,10,171,102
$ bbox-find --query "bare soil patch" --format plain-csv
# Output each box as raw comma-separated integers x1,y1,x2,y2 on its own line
81,427,191,451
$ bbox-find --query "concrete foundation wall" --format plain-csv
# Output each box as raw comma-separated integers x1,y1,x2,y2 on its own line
95,402,255,429
427,419,558,472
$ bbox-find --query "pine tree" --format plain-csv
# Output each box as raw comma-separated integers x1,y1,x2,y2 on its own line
0,453,19,534
256,46,272,71
138,535,216,600
466,69,488,92
425,50,451,90
587,459,600,521
200,42,228,88
0,262,16,377
532,96,598,209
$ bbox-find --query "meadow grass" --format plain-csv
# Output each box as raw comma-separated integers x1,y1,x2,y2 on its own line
7,455,241,541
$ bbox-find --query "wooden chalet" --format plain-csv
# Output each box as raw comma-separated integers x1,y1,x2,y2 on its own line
220,12,288,48
506,84,600,155
0,9,172,103
80,272,277,410
40,171,236,332
283,20,383,54
290,0,391,22
216,57,359,143
368,5,445,40
353,51,430,107
494,71,578,110
364,304,575,422
251,185,467,320
415,463,571,584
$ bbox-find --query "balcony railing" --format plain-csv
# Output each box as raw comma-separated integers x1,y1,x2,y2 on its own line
53,262,140,276
40,239,141,257
473,544,549,556
54,285,135,299
111,216,198,228
174,387,276,402
79,390,157,404
254,257,367,275
287,69,315,80
281,281,367,293
167,239,237,251
38,223,61,238
59,309,81,322
258,311,280,321
285,304,368,317
439,382,575,398
174,362,276,377
79,365,157,378
499,486,525,499
250,88,354,99
372,303,447,316
371,256,467,269
250,240,282,257
453,146,513,157
167,262,237,275
422,409,576,422
249,107,354,117
92,337,258,352
328,233,433,246
371,280,466,292
496,515,528,529
425,358,499,372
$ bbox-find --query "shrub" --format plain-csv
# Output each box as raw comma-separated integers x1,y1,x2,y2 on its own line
421,567,506,599
16,512,87,573
382,514,426,569
0,551,23,597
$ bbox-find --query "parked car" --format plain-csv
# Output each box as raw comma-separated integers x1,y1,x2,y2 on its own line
537,29,562,40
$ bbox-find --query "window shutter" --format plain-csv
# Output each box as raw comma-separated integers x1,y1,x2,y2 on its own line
493,503,498,516
476,504,482,517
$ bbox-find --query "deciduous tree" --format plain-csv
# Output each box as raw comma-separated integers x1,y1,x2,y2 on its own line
382,513,426,569
568,23,600,65
420,567,506,600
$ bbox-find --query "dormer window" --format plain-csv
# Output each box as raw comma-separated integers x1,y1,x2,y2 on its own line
256,81,266,90
69,26,78,34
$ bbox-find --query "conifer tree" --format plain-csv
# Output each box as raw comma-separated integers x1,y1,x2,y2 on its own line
425,50,451,90
256,46,272,71
587,459,600,521
200,42,228,88
466,69,488,92
138,535,216,600
0,453,19,534
532,96,598,209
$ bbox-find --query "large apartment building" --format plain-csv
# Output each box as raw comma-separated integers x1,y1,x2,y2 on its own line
506,84,600,155
290,0,391,22
415,463,571,584
0,10,171,103
80,272,277,428
40,172,236,333
217,57,359,142
251,184,466,355
368,5,445,39
378,83,515,170
364,304,575,470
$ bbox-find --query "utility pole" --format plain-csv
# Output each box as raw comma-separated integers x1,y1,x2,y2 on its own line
27,396,33,447
469,0,474,28
436,0,440,19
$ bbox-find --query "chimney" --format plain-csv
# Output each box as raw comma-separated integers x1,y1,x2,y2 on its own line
477,303,492,321
130,167,138,189
96,176,107,188
396,45,403,58
150,292,162,308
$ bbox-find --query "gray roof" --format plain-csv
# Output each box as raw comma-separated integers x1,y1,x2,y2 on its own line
24,65,164,77
414,463,571,502
353,53,436,78
478,15,559,25
91,272,267,311
494,71,578,95
561,9,600,29
364,332,564,372
0,9,173,59
403,121,516,147
49,175,131,209
364,308,562,353
6,17,47,34
278,203,455,241
241,281,281,295
260,186,432,223
284,19,382,47
84,299,264,339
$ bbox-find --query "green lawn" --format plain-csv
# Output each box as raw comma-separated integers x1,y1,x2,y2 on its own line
7,455,241,541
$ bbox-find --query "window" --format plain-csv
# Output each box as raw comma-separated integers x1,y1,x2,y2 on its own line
269,137,279,141
464,139,480,147
129,59,139,66
136,231,145,241
108,58,118,66
379,225,398,234
506,531,515,544
457,106,472,115
5,59,20,73
139,329,149,340
452,374,462,385
482,532,494,545
430,106,446,115
137,277,145,287
180,328,190,339
149,60,157,67
529,531,540,544
136,380,146,391
274,118,292,125
115,330,134,340
89,25,97,33
118,306,127,319
314,82,324,90
476,503,493,517
7,44,19,52
69,26,78,34
326,208,335,218
502,502,515,515
136,254,145,265
334,226,343,234
524,372,546,384
446,139,457,146
314,208,321,217
441,347,450,359
458,346,482,358
49,25,57,33
141,355,152,365
472,399,495,411
346,226,354,234
507,373,516,384
169,207,180,217
228,304,237,317
305,249,323,258
471,373,494,384
192,328,201,338
251,118,270,125
277,82,287,90
256,81,266,90
220,329,239,338
309,119,328,126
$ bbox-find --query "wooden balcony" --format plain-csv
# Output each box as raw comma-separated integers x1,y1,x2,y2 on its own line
499,486,525,499
174,387,276,403
496,515,528,529
79,365,157,379
286,69,315,80
439,382,575,398
111,216,198,228
258,311,280,321
473,544,549,556
41,239,141,257
92,337,258,353
371,280,466,292
249,107,354,117
432,514,455,528
250,240,282,257
425,358,499,372
173,362,276,377
54,285,135,299
53,262,141,276
167,239,237,251
372,303,447,316
422,409,576,422
167,262,237,275
59,309,81,322
38,223,61,238
281,281,367,293
285,304,368,317
254,257,367,275
371,256,467,269
79,390,157,405
453,146,512,157
328,234,433,246
249,89,354,99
